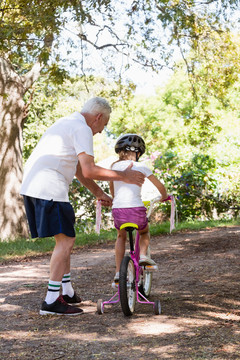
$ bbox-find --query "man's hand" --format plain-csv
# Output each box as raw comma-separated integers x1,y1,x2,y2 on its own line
123,163,145,186
97,192,112,207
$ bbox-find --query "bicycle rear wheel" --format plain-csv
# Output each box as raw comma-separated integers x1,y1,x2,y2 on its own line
119,255,136,316
139,246,152,297
139,270,152,298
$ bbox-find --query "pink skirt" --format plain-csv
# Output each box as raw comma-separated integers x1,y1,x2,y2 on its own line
112,207,148,230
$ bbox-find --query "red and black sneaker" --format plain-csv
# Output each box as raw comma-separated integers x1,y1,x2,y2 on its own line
40,295,83,316
62,292,82,305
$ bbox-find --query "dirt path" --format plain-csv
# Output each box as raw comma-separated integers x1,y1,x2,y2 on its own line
0,226,240,360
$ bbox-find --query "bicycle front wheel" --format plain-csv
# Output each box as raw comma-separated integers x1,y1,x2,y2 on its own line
119,256,136,316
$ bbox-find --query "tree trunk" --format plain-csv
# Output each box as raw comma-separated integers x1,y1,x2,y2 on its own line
0,58,41,240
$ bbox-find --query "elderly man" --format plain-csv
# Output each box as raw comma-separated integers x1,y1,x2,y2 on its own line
20,97,145,315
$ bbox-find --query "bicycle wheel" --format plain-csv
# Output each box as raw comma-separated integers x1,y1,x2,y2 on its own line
97,299,104,315
138,246,152,297
154,300,161,315
139,270,152,298
119,255,136,316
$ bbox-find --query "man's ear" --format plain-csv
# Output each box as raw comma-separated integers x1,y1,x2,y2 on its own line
96,113,102,121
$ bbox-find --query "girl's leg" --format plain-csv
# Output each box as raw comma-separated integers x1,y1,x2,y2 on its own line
115,229,127,273
139,224,150,256
139,225,157,266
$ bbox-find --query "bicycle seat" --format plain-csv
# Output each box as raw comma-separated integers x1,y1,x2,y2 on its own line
120,222,138,231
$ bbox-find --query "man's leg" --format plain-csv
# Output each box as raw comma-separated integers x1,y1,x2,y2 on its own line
50,233,75,281
50,233,81,304
40,233,83,315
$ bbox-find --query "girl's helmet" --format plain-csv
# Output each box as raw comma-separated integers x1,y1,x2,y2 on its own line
115,133,145,156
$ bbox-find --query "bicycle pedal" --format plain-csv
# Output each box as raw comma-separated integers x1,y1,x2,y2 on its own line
111,282,119,289
144,265,158,271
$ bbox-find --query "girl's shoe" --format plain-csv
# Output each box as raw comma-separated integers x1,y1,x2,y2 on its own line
139,255,157,266
114,272,119,283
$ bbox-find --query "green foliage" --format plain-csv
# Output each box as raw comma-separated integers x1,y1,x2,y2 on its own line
2,0,239,87
153,151,239,221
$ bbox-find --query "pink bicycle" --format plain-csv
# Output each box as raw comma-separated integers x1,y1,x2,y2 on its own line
97,195,173,316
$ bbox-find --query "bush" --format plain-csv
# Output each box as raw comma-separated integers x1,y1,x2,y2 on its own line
153,151,239,221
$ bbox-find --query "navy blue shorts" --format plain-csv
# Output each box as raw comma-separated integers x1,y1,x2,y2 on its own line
23,196,76,238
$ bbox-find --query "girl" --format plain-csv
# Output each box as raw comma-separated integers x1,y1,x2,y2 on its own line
110,134,168,283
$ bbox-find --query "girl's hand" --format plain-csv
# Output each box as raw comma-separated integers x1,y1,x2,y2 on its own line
160,194,171,202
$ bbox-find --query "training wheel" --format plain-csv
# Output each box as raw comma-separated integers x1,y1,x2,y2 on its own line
154,300,161,315
97,299,104,314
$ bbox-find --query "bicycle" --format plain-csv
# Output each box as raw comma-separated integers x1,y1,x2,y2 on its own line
97,195,173,316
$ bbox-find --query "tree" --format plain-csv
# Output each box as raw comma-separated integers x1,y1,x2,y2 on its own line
0,0,115,239
0,0,239,239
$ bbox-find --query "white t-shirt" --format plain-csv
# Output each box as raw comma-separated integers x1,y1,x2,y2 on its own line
20,112,94,202
111,160,152,208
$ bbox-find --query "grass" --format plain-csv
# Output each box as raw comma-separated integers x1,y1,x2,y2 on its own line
0,219,239,263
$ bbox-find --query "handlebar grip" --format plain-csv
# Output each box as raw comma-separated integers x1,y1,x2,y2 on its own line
163,195,172,202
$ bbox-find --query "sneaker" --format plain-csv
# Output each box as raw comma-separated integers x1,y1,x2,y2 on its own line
139,255,157,266
114,272,119,283
111,272,119,288
62,292,81,304
40,295,83,316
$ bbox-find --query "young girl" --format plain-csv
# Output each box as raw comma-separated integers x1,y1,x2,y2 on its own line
110,133,168,283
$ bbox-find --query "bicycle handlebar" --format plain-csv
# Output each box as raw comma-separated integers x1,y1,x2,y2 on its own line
146,195,172,218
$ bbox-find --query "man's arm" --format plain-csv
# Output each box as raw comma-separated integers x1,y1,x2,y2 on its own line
75,162,112,206
78,152,145,186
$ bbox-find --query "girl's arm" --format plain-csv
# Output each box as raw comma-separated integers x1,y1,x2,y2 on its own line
109,181,114,197
148,174,168,201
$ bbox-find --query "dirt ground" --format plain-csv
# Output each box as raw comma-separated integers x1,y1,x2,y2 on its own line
0,226,239,360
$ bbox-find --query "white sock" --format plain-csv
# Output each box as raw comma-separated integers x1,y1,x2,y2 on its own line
45,280,61,304
62,273,74,297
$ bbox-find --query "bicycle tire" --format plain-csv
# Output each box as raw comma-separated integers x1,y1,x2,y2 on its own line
97,299,104,315
154,299,161,315
119,255,136,316
138,246,152,297
139,270,152,298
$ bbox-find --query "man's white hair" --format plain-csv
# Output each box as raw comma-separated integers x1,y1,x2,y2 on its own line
81,97,112,115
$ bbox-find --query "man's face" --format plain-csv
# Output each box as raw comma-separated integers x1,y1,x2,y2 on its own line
93,113,110,135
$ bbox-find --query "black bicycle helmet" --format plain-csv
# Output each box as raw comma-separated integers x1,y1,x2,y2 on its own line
115,133,146,156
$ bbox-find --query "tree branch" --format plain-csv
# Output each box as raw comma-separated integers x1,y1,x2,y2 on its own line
21,33,54,91
21,61,42,92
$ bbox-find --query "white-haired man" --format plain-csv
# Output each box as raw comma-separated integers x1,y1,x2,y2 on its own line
20,97,145,316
